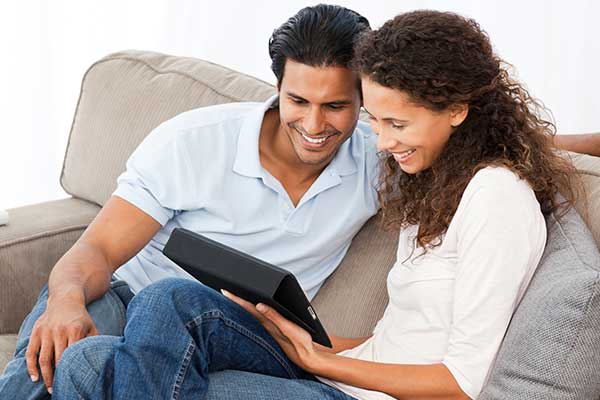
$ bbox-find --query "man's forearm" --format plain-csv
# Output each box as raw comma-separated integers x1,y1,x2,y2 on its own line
47,240,114,307
553,133,600,157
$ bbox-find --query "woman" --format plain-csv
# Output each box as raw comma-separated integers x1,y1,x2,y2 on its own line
55,10,578,400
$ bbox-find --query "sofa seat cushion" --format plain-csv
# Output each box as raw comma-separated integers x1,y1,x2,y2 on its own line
0,335,17,374
479,205,600,399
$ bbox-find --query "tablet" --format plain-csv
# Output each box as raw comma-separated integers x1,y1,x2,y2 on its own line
162,228,332,348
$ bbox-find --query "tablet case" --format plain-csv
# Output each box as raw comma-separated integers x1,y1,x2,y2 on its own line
162,228,332,348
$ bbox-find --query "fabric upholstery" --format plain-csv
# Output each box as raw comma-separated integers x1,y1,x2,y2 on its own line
60,50,277,207
479,206,600,399
0,198,100,334
569,152,600,246
312,215,398,337
0,335,17,374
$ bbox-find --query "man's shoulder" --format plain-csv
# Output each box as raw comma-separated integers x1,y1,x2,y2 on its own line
164,101,263,133
143,101,263,149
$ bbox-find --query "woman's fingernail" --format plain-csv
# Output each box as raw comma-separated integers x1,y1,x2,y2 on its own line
221,289,230,297
30,375,38,382
48,387,53,394
256,303,267,313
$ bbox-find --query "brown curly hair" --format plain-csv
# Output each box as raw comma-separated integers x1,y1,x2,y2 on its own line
353,10,580,249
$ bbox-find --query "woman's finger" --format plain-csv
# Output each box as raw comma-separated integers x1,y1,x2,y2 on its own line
256,303,299,334
221,290,264,321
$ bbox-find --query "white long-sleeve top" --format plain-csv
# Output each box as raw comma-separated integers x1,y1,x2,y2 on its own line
318,166,547,399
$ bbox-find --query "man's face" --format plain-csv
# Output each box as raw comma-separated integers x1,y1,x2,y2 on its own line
277,60,361,168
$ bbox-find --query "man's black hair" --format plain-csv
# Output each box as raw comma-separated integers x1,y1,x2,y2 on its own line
268,4,370,86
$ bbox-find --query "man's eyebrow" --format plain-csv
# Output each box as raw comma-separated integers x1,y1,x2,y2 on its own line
286,91,306,101
286,91,352,105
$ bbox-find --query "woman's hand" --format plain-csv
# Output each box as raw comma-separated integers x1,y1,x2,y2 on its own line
221,290,328,373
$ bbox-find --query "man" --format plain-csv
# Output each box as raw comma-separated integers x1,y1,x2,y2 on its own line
0,5,376,399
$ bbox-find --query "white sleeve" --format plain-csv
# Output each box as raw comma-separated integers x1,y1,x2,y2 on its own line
112,121,196,226
441,170,546,399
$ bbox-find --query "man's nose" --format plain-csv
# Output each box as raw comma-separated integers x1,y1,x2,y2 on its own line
303,106,326,135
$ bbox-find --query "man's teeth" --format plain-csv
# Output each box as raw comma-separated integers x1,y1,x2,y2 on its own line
395,149,416,158
302,133,328,144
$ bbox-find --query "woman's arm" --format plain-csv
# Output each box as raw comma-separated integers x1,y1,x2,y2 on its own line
234,297,470,399
307,353,469,400
327,335,371,354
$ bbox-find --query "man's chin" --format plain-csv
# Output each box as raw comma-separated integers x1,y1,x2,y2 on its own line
294,149,335,167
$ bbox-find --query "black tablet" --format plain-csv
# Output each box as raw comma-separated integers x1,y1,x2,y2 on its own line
162,228,332,348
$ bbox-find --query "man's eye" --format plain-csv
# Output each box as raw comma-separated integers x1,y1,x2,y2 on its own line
327,104,344,110
391,123,405,130
367,115,376,121
291,98,306,104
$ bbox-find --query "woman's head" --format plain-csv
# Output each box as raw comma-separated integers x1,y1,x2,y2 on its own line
353,10,579,248
361,76,468,174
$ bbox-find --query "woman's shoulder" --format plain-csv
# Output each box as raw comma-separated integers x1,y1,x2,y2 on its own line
465,166,535,200
456,166,542,223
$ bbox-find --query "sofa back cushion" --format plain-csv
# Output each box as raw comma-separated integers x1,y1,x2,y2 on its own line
570,152,600,246
479,205,600,399
60,50,276,206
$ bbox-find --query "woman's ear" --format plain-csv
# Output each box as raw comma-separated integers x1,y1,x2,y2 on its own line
450,103,469,128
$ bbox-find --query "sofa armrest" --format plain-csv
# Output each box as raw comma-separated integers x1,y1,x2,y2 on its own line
0,198,100,334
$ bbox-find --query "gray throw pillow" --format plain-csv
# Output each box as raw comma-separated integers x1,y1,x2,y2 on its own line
479,206,600,399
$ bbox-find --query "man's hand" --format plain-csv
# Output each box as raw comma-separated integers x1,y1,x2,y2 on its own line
25,297,98,394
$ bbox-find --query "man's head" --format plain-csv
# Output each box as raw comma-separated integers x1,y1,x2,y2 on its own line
267,4,370,168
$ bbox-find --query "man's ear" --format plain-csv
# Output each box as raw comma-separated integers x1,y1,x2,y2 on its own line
450,103,469,128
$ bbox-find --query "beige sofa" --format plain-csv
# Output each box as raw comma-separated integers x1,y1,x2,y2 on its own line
1,50,599,384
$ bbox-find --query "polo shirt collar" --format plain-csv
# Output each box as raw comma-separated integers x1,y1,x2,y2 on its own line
233,94,278,178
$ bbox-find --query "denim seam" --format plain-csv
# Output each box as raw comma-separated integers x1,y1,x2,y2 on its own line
186,309,299,378
170,339,196,400
104,288,127,323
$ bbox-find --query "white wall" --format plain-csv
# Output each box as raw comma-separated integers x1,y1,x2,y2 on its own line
1,0,599,209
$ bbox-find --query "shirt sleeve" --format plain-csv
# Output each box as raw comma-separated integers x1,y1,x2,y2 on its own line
112,120,196,226
441,169,547,399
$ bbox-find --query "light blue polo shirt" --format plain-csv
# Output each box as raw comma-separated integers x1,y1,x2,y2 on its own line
112,95,379,299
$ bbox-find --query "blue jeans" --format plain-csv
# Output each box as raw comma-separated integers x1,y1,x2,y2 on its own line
0,278,134,399
53,278,357,400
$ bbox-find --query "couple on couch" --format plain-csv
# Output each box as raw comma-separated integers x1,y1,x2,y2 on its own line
1,4,598,400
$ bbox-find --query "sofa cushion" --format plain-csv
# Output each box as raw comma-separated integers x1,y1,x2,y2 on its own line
570,152,600,247
479,206,600,399
60,50,276,206
0,335,17,374
312,215,398,337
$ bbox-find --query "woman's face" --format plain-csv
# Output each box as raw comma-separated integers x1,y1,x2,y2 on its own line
361,76,468,174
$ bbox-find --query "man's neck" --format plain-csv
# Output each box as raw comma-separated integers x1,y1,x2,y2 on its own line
258,109,329,205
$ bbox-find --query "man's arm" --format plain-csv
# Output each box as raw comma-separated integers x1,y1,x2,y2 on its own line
553,133,600,157
26,196,161,393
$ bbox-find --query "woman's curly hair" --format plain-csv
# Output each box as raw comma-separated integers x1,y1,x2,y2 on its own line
353,10,581,249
